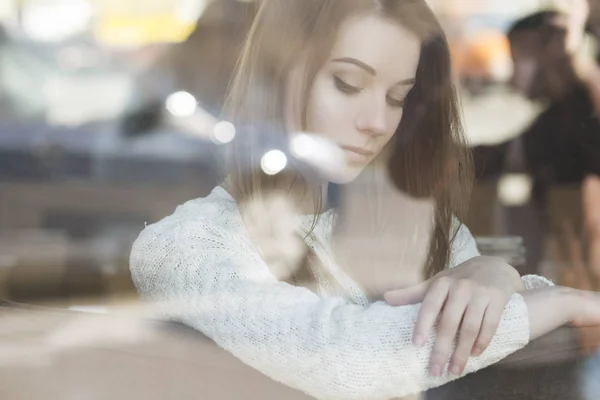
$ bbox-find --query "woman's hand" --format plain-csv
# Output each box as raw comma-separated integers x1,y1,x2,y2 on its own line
384,256,523,377
522,286,600,342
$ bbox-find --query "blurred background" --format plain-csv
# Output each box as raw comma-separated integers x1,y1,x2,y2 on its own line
0,0,598,313
0,1,599,399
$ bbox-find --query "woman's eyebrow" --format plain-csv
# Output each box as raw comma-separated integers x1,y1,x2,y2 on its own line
332,57,416,85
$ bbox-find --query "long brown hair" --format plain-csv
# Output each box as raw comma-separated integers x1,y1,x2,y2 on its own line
223,0,473,284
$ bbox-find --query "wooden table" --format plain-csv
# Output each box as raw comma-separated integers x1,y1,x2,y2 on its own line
0,300,594,400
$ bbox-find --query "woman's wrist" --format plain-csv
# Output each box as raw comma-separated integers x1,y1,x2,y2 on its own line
522,287,577,340
557,287,583,325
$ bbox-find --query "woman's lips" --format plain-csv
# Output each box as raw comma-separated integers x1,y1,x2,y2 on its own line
340,145,375,161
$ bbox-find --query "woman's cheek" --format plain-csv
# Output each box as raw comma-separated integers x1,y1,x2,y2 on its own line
307,86,346,135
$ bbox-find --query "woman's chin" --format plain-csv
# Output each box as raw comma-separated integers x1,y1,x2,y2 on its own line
326,164,365,184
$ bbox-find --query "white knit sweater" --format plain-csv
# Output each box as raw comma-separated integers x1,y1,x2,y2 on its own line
130,186,554,400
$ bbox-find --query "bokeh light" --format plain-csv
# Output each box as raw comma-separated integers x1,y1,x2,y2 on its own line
166,91,197,117
498,173,533,206
261,150,288,175
212,121,236,144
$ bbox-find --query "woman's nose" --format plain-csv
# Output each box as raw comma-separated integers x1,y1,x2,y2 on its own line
356,95,388,136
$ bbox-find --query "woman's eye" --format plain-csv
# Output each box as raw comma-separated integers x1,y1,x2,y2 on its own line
387,96,405,108
334,76,362,94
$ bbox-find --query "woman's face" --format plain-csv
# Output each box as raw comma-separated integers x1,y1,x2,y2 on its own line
287,14,421,183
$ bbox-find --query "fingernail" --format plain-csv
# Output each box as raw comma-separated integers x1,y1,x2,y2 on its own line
430,364,442,377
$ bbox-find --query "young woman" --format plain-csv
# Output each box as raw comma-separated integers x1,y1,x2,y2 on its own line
130,1,600,399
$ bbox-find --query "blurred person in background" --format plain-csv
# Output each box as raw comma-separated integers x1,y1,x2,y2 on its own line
130,1,600,399
508,11,600,169
473,9,600,273
479,9,600,183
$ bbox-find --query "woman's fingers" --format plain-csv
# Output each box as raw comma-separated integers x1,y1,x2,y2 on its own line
449,297,488,375
414,276,516,377
384,281,430,306
472,292,508,356
413,278,450,347
429,280,470,376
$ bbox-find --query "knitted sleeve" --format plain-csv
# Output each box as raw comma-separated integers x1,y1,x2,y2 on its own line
130,213,531,400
